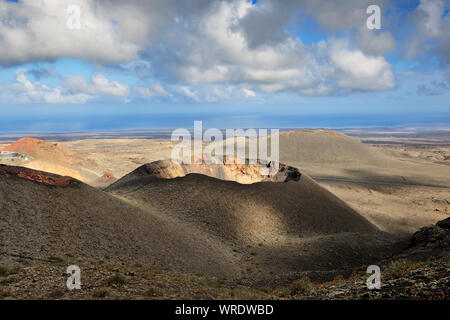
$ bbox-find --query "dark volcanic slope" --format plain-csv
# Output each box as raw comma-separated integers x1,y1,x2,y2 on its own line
0,165,240,276
1,163,404,281
105,161,403,279
106,161,377,241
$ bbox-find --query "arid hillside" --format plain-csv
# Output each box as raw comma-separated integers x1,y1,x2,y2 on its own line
0,163,403,283
212,129,450,187
0,138,114,186
2,138,77,164
278,129,396,166
271,130,450,187
1,129,448,236
0,164,241,276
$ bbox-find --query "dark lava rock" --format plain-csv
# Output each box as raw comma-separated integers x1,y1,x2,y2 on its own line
410,218,450,248
437,217,450,230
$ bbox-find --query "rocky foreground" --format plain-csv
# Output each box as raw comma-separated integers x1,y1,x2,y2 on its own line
0,218,448,300
274,217,450,300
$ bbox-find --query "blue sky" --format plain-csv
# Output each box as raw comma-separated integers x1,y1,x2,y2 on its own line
0,0,449,132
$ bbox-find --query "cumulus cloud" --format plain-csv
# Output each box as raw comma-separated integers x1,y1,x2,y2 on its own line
136,84,170,98
234,0,384,44
64,75,90,94
329,40,395,91
242,88,256,97
152,2,395,95
295,0,384,32
0,69,130,103
174,86,200,102
8,0,447,100
0,0,141,66
357,28,395,55
91,74,129,96
0,0,224,67
65,74,129,97
2,69,92,104
407,0,450,65
135,83,260,103
118,60,153,80
232,1,291,49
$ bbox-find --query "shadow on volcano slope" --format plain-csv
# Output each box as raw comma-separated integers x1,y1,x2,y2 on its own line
276,130,450,188
105,160,407,281
220,129,450,188
0,164,241,276
0,160,407,284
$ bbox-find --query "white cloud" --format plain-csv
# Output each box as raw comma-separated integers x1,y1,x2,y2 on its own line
64,75,90,94
418,0,445,37
416,0,450,64
65,74,129,97
403,0,449,64
330,41,395,91
3,69,93,104
174,86,199,102
0,0,406,99
357,29,395,55
91,74,129,97
155,84,261,103
242,88,256,97
148,1,396,95
136,84,170,98
0,0,142,66
0,69,131,104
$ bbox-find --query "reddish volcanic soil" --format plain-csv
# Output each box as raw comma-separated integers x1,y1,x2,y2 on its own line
0,165,74,187
2,137,49,156
2,137,77,164
101,171,117,184
1,138,109,186
116,158,300,184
